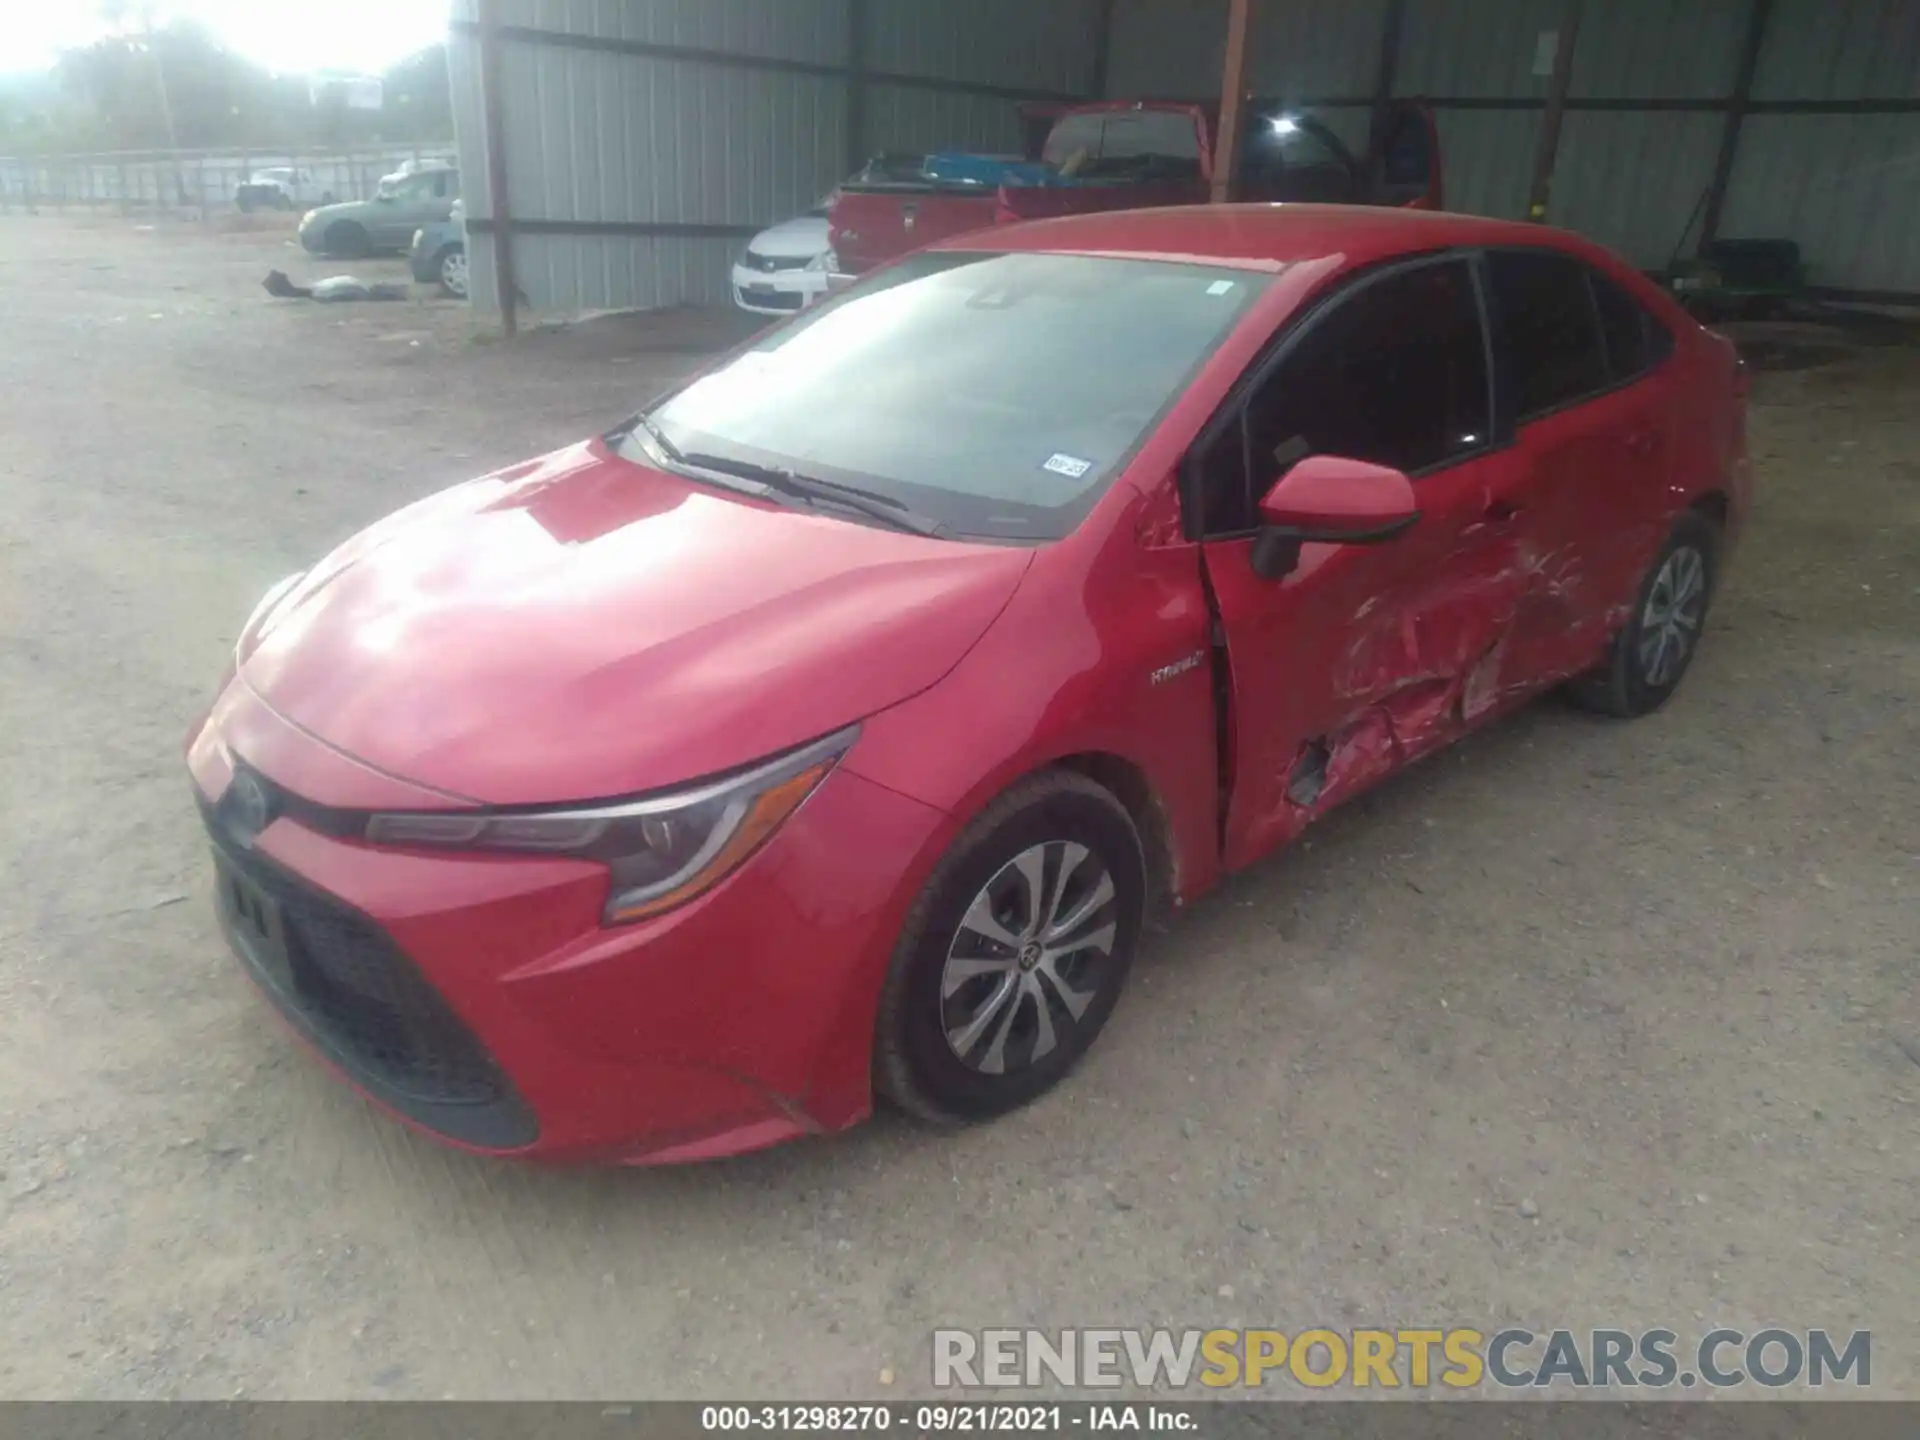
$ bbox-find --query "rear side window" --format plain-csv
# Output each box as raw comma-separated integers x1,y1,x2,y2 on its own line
1590,271,1649,380
1487,250,1608,420
1193,258,1490,534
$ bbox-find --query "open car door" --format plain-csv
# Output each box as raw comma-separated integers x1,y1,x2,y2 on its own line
1364,100,1443,209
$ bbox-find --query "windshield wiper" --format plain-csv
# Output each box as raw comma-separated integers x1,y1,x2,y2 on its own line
678,450,945,538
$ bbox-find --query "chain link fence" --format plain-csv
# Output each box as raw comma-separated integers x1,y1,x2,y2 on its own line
0,143,455,216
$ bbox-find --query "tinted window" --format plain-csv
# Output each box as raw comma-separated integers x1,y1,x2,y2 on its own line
1591,269,1654,381
1042,111,1204,182
1195,260,1489,534
1488,250,1608,420
644,251,1268,541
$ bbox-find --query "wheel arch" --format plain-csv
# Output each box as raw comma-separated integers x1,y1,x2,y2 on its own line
1051,751,1181,919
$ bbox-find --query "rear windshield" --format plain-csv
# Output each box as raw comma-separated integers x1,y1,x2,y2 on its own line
641,250,1269,541
1042,111,1205,182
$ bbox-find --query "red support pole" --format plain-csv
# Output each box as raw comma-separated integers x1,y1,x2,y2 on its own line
1210,0,1254,204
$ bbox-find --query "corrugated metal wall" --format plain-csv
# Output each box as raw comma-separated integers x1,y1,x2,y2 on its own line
457,0,1920,317
452,0,1101,316
1721,0,1920,297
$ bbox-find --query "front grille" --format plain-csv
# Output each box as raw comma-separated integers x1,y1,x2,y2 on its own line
205,805,537,1149
745,249,810,273
737,286,804,311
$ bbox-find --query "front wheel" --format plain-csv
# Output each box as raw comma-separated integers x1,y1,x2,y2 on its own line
1566,511,1718,717
435,244,468,299
875,770,1144,1124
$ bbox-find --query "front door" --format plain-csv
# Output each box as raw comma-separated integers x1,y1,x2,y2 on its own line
1190,256,1529,870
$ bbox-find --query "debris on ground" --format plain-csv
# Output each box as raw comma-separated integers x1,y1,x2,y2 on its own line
263,269,408,303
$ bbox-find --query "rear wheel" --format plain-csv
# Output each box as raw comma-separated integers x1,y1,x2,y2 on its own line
1567,511,1718,718
875,771,1144,1123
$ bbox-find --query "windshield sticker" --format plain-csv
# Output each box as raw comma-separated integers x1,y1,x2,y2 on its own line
1042,453,1094,480
1206,280,1237,296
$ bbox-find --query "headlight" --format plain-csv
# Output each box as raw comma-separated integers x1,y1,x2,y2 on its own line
809,249,838,273
412,228,426,248
365,726,856,924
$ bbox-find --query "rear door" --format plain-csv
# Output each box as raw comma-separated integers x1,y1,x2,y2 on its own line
1190,256,1531,869
1479,248,1678,682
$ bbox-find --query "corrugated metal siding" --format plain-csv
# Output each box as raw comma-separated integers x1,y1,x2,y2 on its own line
1434,108,1540,220
1106,0,1385,99
861,84,1028,155
863,0,1101,92
1720,113,1920,290
1105,0,1228,97
1551,110,1723,266
1394,0,1565,98
1753,0,1920,100
507,0,849,66
501,43,847,229
456,0,1920,317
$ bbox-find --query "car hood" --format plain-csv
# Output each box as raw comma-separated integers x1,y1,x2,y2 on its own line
240,440,1032,806
748,214,831,259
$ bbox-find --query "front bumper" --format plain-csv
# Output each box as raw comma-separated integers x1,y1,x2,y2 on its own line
730,262,827,316
187,682,947,1163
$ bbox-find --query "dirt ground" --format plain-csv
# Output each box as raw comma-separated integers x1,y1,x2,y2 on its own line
0,215,1913,1402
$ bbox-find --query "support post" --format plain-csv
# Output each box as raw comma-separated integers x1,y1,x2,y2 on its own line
477,0,518,337
846,0,870,175
1526,0,1583,222
1090,0,1118,100
1209,0,1254,204
1699,0,1772,253
1367,0,1407,160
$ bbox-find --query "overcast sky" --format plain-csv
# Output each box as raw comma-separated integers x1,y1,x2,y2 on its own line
0,0,450,75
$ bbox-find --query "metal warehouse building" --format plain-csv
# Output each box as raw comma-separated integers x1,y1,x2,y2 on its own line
447,0,1920,323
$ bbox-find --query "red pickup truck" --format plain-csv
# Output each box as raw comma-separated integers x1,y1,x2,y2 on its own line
829,99,1442,276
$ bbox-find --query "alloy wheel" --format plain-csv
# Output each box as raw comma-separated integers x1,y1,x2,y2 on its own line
940,841,1118,1076
441,248,469,299
1638,543,1707,687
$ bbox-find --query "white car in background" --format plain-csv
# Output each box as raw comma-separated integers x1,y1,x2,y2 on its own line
731,155,929,317
235,167,334,212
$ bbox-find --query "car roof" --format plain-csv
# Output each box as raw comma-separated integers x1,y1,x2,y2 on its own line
938,203,1594,274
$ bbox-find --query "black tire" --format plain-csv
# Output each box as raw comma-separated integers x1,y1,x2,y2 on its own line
1566,511,1719,718
324,221,371,258
875,770,1145,1124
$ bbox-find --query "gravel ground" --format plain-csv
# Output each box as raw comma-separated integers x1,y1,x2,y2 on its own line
0,215,1914,1401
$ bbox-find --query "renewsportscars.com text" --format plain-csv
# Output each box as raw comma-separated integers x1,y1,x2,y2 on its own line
932,1327,1871,1391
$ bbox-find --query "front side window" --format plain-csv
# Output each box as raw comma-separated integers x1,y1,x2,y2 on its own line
1487,249,1608,420
640,251,1270,541
1194,259,1490,535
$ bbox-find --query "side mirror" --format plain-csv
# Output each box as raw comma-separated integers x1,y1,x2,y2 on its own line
1250,455,1420,580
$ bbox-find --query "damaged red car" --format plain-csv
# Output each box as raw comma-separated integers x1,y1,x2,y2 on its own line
189,205,1751,1164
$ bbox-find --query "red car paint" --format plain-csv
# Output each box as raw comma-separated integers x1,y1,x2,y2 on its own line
189,204,1749,1163
830,100,1442,275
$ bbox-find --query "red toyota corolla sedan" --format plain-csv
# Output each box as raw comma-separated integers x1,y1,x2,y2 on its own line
189,205,1751,1163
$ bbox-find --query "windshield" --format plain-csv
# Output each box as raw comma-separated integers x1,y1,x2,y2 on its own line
638,250,1268,540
